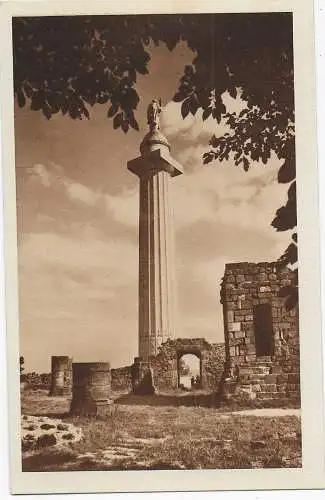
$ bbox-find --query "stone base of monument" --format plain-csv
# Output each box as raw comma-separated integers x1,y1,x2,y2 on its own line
131,358,155,395
69,362,112,417
70,397,113,417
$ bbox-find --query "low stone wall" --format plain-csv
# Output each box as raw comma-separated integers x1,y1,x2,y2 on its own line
111,365,132,392
22,373,52,390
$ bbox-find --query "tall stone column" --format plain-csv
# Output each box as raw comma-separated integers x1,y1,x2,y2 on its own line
127,103,183,361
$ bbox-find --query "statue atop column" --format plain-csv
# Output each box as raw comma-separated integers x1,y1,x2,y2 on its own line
147,99,162,132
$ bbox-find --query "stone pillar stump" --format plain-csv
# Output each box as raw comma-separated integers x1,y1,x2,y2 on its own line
49,356,72,397
70,362,112,416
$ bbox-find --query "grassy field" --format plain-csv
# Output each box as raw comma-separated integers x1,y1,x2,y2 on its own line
21,389,302,471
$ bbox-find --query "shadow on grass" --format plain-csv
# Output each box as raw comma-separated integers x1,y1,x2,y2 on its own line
22,449,79,472
114,392,301,411
115,392,221,408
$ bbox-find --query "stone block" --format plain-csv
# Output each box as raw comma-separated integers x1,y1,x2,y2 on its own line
265,384,277,392
234,331,245,339
259,298,269,304
227,310,234,322
264,375,277,384
245,315,253,321
277,374,289,384
288,374,300,384
245,355,256,362
287,383,300,392
228,322,241,332
258,273,268,281
241,322,253,331
281,279,292,286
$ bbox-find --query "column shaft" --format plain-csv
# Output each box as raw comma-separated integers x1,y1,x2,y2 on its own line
138,169,175,359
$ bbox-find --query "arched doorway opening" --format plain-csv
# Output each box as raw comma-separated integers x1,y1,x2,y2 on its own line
177,352,201,390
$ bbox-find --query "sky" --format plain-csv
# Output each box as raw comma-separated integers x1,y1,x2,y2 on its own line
14,41,289,373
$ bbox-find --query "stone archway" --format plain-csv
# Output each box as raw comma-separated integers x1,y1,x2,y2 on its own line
177,350,202,389
148,338,225,392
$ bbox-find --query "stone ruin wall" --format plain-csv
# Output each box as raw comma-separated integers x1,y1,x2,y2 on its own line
149,338,225,392
109,339,226,394
221,262,300,401
111,365,133,392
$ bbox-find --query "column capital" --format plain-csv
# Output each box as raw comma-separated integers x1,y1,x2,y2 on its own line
127,148,183,178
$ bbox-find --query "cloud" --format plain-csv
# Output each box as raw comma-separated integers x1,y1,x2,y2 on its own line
31,164,52,187
19,231,138,286
105,190,139,227
161,91,246,142
171,152,287,237
18,230,139,372
161,101,229,141
17,162,139,240
64,181,100,206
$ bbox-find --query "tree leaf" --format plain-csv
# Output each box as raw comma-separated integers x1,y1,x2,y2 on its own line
203,152,215,164
113,112,123,129
129,113,139,131
228,86,237,99
43,102,52,120
181,98,191,119
17,89,26,108
121,120,129,133
277,242,298,268
278,158,295,183
30,92,44,111
242,157,250,172
188,94,199,115
173,91,186,103
202,108,212,120
107,103,118,118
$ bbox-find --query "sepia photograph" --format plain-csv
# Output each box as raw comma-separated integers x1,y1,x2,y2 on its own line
1,0,324,495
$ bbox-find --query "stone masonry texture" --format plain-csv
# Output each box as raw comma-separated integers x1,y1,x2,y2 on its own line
220,262,300,402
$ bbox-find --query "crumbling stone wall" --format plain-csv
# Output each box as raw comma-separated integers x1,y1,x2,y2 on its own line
149,338,225,392
111,365,132,392
24,372,51,390
221,262,300,401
